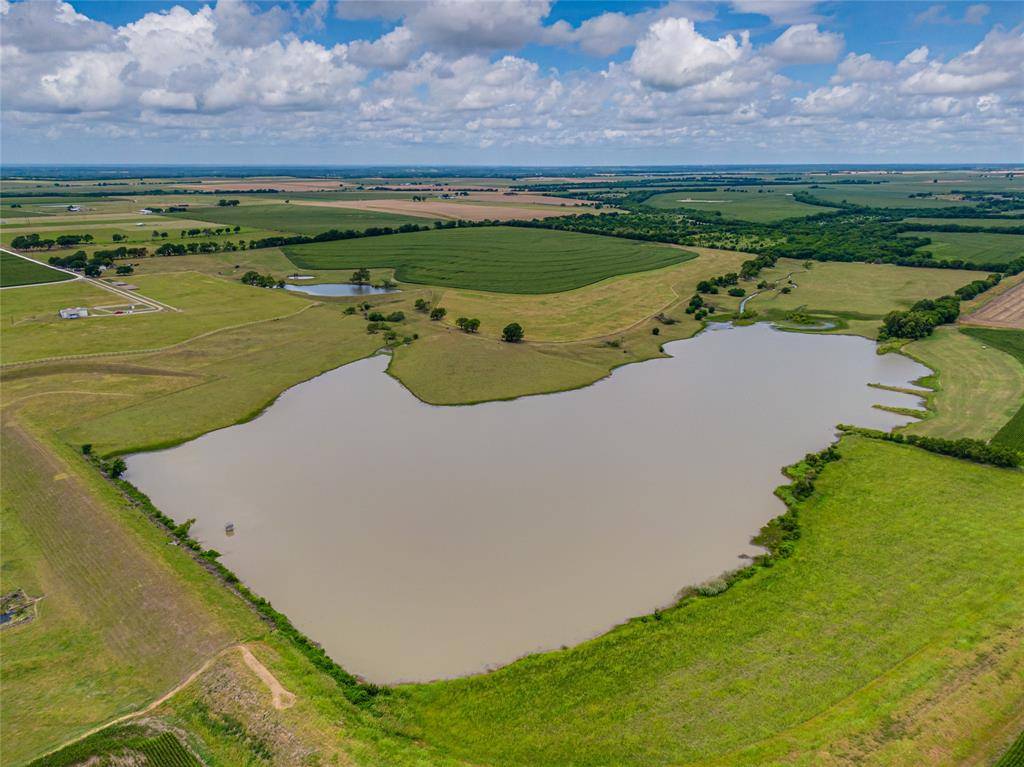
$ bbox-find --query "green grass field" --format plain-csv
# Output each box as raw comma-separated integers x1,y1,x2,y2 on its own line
437,247,748,341
172,203,426,234
806,183,978,209
716,259,985,333
903,327,1024,442
1,251,75,287
905,217,1024,229
905,231,1024,264
390,437,1024,766
959,327,1024,449
1,272,307,364
284,226,693,293
644,188,827,221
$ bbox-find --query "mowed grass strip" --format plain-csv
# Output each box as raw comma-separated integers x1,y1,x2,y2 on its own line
393,437,1024,767
170,203,427,235
903,326,1024,442
960,327,1024,450
284,226,692,293
1,272,307,364
905,231,1024,264
1,251,75,287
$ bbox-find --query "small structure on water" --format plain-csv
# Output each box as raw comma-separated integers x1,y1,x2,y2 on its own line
225,522,235,535
58,307,89,320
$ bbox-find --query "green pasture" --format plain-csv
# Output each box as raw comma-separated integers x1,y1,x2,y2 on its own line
172,203,427,234
717,259,985,331
905,217,1024,229
1,252,74,288
1,272,307,364
806,182,975,209
903,327,1024,442
392,437,1024,767
644,187,827,221
284,226,692,293
906,231,1024,264
959,327,1024,450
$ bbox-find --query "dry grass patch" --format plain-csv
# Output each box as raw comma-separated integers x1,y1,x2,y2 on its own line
438,247,749,341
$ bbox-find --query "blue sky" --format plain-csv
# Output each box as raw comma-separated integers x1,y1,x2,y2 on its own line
1,0,1021,164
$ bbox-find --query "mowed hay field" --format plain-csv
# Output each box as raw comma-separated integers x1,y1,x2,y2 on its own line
284,226,692,293
437,248,749,341
1,272,307,364
903,327,1024,441
1,252,74,287
391,437,1024,767
644,188,828,221
172,203,427,234
907,231,1024,264
958,327,1024,450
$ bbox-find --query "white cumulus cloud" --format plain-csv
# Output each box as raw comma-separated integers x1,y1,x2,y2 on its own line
630,17,748,91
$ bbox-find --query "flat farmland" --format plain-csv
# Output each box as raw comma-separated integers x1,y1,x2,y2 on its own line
808,183,977,208
721,259,986,325
293,197,599,222
1,252,74,287
904,327,1024,441
172,203,426,234
962,278,1024,329
438,247,744,341
905,217,1024,229
283,226,691,293
644,188,827,221
1,272,307,364
905,231,1024,264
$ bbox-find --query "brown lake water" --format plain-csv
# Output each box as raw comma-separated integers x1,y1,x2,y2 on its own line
126,323,930,684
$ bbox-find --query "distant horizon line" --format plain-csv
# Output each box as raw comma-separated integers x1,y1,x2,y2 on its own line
3,162,1022,169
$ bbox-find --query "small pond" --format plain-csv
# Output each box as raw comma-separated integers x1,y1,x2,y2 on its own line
283,283,399,297
126,323,930,684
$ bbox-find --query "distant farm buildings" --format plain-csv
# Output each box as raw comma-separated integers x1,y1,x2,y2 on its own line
58,307,89,320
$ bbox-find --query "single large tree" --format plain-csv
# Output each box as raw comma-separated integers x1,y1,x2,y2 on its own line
502,322,524,343
351,267,371,285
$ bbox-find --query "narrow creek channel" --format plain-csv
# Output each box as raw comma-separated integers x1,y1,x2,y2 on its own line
126,323,930,684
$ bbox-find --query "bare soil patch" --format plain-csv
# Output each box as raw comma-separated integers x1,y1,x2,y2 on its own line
961,279,1024,329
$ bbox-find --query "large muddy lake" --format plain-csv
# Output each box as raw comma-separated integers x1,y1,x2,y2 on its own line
126,323,930,683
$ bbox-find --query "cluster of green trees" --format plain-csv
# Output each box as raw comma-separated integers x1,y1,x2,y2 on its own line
838,427,1021,468
156,240,245,256
240,270,282,288
430,306,447,321
47,249,134,276
879,296,961,340
217,198,240,207
248,222,433,250
879,274,1002,340
350,267,371,285
11,232,94,250
955,274,1001,300
181,226,240,238
456,316,480,333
